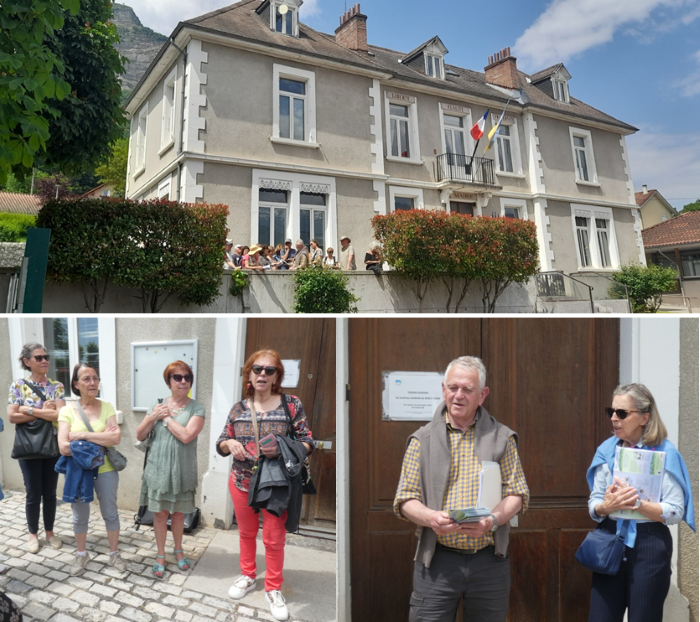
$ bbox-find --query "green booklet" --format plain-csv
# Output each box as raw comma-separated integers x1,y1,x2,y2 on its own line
610,446,665,521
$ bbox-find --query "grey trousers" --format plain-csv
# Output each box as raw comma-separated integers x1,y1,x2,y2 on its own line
71,470,120,534
409,545,511,622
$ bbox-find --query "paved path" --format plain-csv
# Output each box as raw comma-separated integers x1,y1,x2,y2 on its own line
0,490,325,622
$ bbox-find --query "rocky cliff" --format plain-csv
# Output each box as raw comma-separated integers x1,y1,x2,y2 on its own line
113,3,168,92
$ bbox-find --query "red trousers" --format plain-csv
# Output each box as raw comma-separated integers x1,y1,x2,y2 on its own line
229,478,287,591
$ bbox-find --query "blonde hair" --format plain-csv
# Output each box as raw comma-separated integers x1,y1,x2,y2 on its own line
613,383,667,446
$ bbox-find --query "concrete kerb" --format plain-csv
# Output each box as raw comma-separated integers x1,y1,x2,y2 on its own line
0,489,336,622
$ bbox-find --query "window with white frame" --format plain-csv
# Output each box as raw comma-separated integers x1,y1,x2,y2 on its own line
271,1,298,36
570,128,598,184
390,186,424,212
425,54,443,79
258,188,289,248
552,79,569,103
443,114,466,159
385,93,420,163
134,104,148,175
494,120,523,176
273,65,316,145
300,192,326,249
571,206,618,269
499,198,527,220
160,68,177,152
158,178,171,200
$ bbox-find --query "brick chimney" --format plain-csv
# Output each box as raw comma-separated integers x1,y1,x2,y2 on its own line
335,3,368,53
484,47,520,90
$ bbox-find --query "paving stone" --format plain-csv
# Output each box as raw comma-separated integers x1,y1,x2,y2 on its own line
162,595,189,608
22,552,45,564
188,603,218,618
120,606,153,622
103,617,130,622
145,602,175,619
66,577,93,590
47,582,77,597
125,574,155,588
27,562,51,575
4,558,29,569
215,613,232,622
168,574,187,586
53,597,81,613
7,568,31,581
98,601,121,615
174,612,193,622
46,613,81,622
85,562,105,573
133,586,162,601
70,590,101,607
114,591,145,608
180,591,203,600
44,558,67,571
102,567,129,580
46,570,70,582
190,616,218,622
202,596,235,612
236,607,255,618
39,548,63,559
82,571,109,584
76,606,108,622
7,579,33,593
26,575,53,589
153,583,182,596
89,584,118,599
4,593,28,608
22,600,57,621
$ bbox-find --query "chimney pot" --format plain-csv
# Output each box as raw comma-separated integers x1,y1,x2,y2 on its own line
485,46,520,90
642,185,648,194
335,3,368,52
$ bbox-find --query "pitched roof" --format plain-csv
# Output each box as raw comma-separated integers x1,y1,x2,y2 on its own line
642,211,700,248
140,0,636,132
529,63,565,83
400,35,448,64
0,192,43,215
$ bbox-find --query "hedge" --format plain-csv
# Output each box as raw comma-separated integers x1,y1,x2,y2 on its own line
36,198,229,312
0,213,36,242
372,210,539,312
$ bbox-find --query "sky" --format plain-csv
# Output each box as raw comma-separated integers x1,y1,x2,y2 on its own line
122,0,700,209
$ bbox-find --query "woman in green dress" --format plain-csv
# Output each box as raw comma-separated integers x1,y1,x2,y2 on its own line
136,360,205,578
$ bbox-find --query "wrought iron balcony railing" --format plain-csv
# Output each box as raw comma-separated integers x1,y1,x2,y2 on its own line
436,153,496,186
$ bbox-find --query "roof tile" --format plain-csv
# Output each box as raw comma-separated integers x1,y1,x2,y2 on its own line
0,192,43,215
642,211,700,248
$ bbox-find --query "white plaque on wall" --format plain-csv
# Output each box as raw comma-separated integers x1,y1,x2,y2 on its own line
382,371,444,421
281,359,301,388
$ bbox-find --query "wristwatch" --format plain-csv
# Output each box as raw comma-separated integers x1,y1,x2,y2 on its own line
163,417,171,428
489,514,499,532
634,498,642,510
28,406,34,416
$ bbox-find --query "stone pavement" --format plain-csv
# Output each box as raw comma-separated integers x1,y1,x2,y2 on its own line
0,490,329,622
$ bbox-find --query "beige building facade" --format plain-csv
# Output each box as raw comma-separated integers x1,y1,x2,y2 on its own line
125,0,646,276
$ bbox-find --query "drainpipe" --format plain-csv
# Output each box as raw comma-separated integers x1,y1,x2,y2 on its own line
168,36,187,201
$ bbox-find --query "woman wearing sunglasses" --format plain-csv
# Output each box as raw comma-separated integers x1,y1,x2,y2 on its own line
216,349,315,621
136,361,205,579
585,383,695,622
7,343,65,554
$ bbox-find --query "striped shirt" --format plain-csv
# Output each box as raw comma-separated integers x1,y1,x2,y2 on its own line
394,414,529,550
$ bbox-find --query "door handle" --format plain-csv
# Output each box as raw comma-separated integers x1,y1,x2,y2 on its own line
316,440,333,450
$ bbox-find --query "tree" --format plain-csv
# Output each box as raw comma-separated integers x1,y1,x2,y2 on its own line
293,267,359,313
680,199,700,214
95,137,128,197
0,0,77,184
612,264,679,313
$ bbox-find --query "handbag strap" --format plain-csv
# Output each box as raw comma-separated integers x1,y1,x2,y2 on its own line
247,399,261,459
24,380,48,403
74,401,95,433
280,394,294,439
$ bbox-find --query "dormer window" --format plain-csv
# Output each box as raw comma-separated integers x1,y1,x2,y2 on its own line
553,79,569,103
425,54,443,79
265,1,301,37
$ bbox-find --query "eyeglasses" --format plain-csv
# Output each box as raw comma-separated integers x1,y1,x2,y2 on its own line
33,355,50,362
80,376,100,384
251,365,277,376
171,374,193,383
605,407,641,420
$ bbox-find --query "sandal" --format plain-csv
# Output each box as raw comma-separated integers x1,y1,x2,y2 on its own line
174,549,190,571
152,554,166,579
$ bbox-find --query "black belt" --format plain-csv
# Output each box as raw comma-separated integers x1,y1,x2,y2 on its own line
436,543,493,556
600,517,669,534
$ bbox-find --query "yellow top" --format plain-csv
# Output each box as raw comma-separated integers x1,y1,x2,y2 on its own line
58,401,117,474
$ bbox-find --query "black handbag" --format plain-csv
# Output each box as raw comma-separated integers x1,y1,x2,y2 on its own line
281,394,317,495
11,381,59,460
575,519,630,575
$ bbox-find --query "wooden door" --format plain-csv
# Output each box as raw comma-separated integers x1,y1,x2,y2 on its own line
349,318,618,622
245,318,336,530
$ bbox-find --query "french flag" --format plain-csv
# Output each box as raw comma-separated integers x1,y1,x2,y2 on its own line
470,110,488,140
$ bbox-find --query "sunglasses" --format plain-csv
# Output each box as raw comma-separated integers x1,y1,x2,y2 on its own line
251,365,277,376
605,407,641,420
171,374,193,383
33,355,50,362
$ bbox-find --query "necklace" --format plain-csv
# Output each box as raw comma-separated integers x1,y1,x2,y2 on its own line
168,398,187,415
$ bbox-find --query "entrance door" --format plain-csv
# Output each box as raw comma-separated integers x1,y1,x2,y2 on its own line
245,318,336,531
349,318,619,621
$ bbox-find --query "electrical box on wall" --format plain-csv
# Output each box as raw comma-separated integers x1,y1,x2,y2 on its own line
131,340,198,411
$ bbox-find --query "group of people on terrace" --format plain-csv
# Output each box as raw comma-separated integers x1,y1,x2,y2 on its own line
223,235,384,274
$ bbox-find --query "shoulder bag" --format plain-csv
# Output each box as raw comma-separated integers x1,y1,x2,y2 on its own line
11,381,59,460
281,394,317,495
75,402,127,471
575,519,630,575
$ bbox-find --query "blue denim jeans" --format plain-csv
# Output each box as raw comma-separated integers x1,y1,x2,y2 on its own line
55,440,105,503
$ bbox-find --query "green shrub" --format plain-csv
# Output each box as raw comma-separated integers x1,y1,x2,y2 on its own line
372,210,539,312
229,269,249,297
0,213,37,241
293,266,358,313
37,198,229,312
612,264,679,313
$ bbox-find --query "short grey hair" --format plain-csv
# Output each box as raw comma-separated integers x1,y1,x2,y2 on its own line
444,356,487,391
19,343,46,371
369,240,382,252
296,239,304,245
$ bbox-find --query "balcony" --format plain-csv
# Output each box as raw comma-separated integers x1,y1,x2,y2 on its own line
436,153,497,187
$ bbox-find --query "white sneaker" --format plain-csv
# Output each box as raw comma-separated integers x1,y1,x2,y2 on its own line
70,551,90,576
108,551,127,573
266,590,289,621
228,575,256,599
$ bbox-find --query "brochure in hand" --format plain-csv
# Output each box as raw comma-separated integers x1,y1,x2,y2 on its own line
448,507,492,523
610,446,666,520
